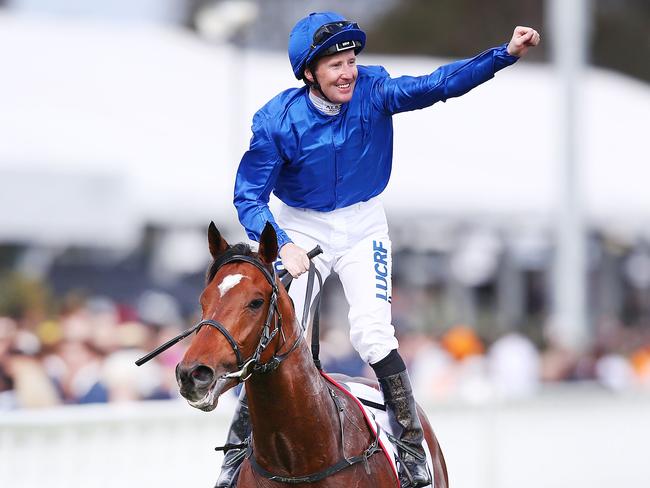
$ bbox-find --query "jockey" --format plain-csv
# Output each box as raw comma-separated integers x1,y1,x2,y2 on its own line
218,11,540,488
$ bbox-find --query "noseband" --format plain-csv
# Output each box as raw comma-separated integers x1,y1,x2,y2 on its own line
136,254,300,382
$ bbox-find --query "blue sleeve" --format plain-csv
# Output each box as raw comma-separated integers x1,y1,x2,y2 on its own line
233,113,293,248
375,43,518,115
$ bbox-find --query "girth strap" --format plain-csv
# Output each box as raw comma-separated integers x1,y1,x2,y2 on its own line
247,443,381,484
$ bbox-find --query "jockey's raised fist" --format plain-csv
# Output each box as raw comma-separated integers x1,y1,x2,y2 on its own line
507,26,541,57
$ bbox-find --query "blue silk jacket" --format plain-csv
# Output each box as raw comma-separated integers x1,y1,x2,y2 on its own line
234,44,518,247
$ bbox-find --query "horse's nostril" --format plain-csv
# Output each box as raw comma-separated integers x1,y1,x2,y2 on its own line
191,365,215,385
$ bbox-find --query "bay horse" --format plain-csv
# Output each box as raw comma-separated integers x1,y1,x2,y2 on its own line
174,222,448,487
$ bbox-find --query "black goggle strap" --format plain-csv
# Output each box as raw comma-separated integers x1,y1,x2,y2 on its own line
311,21,357,47
319,39,361,57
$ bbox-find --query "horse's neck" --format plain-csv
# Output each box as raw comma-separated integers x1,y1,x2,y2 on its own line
245,339,341,471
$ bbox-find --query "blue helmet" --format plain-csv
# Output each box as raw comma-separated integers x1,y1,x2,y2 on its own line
288,12,366,80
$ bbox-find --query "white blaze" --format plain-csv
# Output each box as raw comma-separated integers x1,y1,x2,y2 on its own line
218,274,245,297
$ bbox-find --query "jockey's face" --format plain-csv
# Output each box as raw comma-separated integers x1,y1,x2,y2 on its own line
305,50,358,104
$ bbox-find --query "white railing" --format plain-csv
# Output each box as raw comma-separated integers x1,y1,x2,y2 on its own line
1,387,649,488
0,396,235,488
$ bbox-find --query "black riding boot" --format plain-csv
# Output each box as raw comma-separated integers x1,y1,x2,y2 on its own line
372,351,431,488
215,392,250,488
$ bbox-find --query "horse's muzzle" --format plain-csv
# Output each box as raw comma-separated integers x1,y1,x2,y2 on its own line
176,362,215,398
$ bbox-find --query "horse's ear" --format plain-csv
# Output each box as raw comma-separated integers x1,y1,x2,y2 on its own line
258,222,278,265
208,221,229,259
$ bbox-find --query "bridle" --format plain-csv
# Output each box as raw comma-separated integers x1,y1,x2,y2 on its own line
136,254,301,382
205,254,302,381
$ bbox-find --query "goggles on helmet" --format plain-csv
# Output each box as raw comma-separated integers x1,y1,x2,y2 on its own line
308,21,363,61
311,21,360,47
288,13,366,80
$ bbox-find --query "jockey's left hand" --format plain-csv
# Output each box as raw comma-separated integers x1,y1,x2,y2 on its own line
507,26,541,57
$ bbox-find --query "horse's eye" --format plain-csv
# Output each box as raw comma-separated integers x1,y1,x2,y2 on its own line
248,298,264,310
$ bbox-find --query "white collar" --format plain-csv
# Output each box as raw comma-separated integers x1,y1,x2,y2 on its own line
309,90,341,116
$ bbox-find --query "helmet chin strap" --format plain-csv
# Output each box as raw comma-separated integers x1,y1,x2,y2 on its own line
310,80,334,104
315,84,332,103
306,68,334,104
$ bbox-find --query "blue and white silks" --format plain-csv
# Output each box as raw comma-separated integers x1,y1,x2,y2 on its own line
234,44,518,248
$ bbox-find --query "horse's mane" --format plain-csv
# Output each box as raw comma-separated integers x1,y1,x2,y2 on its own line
206,243,254,284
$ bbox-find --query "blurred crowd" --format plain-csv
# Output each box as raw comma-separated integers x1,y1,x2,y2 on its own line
0,291,187,410
320,314,650,406
2,285,650,411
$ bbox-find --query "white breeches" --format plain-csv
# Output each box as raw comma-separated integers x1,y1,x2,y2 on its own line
275,197,398,365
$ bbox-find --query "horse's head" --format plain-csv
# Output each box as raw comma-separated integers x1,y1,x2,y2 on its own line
176,221,292,411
